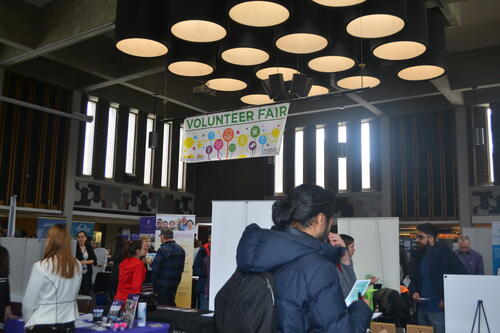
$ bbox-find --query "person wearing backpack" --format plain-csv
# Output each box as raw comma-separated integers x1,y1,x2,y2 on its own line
216,184,372,333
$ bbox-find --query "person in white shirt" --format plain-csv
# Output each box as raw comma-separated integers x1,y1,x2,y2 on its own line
23,225,82,332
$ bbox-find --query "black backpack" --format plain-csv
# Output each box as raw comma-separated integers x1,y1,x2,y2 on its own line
373,288,412,327
214,269,278,333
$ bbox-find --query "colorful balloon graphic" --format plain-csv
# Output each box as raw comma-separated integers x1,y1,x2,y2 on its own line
250,126,260,138
214,139,224,151
259,135,267,145
208,131,216,140
238,135,248,147
206,146,213,154
184,137,194,149
229,143,236,152
249,141,257,151
272,128,281,138
223,128,234,142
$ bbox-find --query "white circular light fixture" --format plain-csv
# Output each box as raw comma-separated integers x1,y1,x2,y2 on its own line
312,0,366,6
241,94,274,105
397,65,445,81
206,78,247,92
308,55,355,73
337,76,380,89
229,1,290,27
168,61,213,77
171,20,226,43
275,33,328,54
308,85,330,96
347,14,405,38
373,41,426,61
116,38,168,58
222,47,270,66
256,67,299,81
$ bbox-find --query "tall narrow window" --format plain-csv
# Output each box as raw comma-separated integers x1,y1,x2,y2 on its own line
316,127,325,188
104,104,118,179
361,121,371,190
143,115,155,185
125,109,138,174
161,122,171,187
487,108,495,183
82,99,97,176
178,126,186,190
274,138,284,194
338,123,347,191
295,128,304,186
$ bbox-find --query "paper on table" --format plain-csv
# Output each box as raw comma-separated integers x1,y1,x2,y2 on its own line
345,279,371,307
75,320,95,328
201,313,214,317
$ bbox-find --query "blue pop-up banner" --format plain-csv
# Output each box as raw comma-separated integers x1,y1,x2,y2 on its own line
492,222,500,275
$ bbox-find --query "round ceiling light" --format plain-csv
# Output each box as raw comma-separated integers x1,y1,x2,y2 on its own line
222,47,270,66
116,38,168,58
168,61,214,77
276,33,328,54
347,14,404,38
312,0,366,7
397,65,445,81
171,20,226,43
206,78,247,92
229,1,290,27
256,67,299,81
373,41,426,61
241,94,274,105
337,76,380,89
308,85,330,96
308,55,355,73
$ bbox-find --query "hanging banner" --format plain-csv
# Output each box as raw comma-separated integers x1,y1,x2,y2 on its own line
37,218,66,239
492,222,500,275
155,214,196,308
181,103,289,163
139,216,157,235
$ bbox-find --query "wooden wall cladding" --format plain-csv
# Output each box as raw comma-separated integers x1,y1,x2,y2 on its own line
391,110,458,220
0,72,71,210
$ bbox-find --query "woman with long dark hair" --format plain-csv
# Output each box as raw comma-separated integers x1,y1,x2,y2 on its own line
108,236,126,297
75,231,97,295
0,245,14,333
23,226,82,332
114,240,147,302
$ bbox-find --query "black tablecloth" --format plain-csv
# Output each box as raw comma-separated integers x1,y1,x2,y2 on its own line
147,308,214,333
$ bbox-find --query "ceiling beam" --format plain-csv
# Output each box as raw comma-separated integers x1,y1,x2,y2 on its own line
83,66,166,92
345,93,385,116
431,75,464,106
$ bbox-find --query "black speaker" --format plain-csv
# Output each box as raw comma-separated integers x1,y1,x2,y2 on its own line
148,131,159,149
290,73,312,98
262,73,288,101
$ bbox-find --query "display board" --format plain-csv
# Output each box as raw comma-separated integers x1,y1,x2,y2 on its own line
462,226,493,275
444,274,500,332
337,217,400,291
209,200,275,310
0,237,75,301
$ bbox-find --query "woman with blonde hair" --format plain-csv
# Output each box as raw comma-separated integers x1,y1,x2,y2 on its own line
23,225,82,332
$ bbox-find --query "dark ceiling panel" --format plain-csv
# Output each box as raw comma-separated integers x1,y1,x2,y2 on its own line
376,95,452,116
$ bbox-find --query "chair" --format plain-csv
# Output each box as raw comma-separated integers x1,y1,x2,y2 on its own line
370,322,397,333
406,324,433,333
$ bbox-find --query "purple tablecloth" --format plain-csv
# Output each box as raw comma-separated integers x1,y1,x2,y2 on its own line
6,319,170,333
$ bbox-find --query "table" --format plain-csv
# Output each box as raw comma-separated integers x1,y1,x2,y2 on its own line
6,318,169,333
148,307,214,333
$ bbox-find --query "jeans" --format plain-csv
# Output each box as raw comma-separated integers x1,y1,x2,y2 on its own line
418,311,445,333
198,292,209,310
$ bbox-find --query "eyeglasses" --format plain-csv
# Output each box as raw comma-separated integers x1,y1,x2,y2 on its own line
416,234,430,240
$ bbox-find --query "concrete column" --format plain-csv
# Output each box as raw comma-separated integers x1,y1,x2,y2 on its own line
455,106,472,227
380,116,392,217
63,90,82,231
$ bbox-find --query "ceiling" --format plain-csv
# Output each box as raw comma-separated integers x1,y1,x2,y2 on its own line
1,0,500,120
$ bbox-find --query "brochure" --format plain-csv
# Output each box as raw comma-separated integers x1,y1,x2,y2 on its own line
345,279,371,306
122,294,140,328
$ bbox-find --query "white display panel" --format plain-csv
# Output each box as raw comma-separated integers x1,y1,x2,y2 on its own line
462,227,493,275
337,217,400,291
209,200,275,310
444,274,500,332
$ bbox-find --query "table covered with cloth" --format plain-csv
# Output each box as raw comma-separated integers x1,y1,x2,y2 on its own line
147,307,214,333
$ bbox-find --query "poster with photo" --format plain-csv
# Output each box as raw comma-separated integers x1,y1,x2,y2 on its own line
155,214,196,308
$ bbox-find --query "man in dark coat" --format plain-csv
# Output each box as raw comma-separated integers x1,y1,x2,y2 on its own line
237,223,372,332
410,223,467,333
152,228,185,306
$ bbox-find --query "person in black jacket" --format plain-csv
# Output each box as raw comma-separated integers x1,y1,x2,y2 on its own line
237,184,372,332
76,231,97,295
0,246,14,333
152,228,185,306
409,223,467,333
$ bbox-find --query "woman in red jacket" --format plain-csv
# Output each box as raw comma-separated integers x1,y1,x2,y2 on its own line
114,240,147,302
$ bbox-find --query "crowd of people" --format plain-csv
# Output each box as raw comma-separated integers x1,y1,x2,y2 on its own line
0,184,489,333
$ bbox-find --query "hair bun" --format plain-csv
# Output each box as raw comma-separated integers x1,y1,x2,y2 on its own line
272,200,295,227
